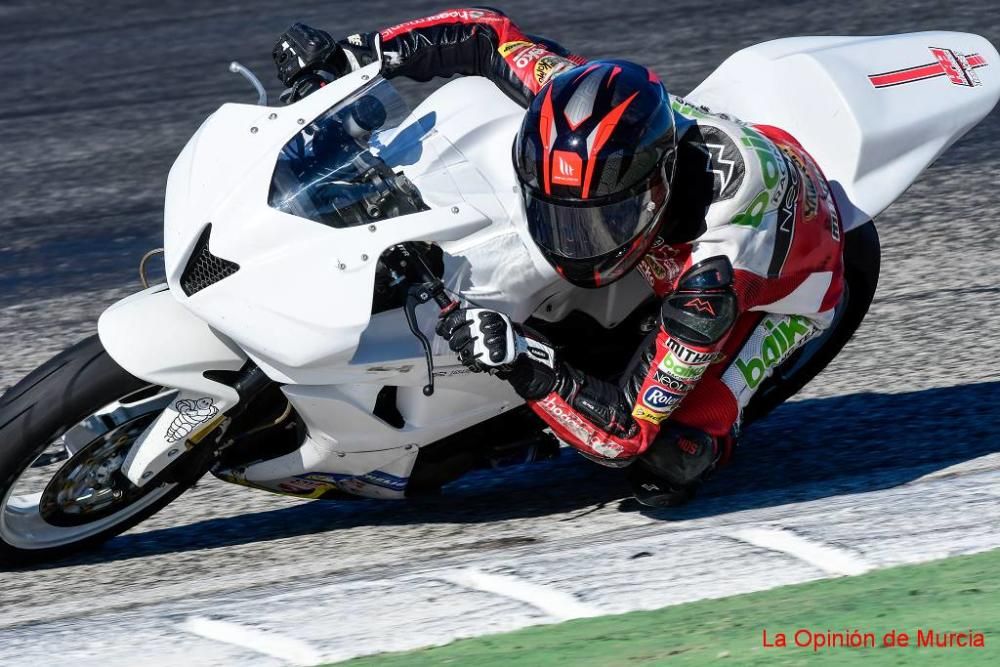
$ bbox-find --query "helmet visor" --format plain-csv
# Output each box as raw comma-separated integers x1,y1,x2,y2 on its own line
523,175,668,260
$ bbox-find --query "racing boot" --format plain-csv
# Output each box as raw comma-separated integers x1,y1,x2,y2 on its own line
625,425,731,507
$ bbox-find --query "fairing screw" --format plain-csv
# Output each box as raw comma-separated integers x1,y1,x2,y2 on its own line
338,262,346,270
362,74,370,81
297,118,305,125
336,451,346,458
141,471,153,480
368,225,377,232
167,448,179,458
268,112,277,120
451,206,460,214
250,126,258,134
361,254,369,261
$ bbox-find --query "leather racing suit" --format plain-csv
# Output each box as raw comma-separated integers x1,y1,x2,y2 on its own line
326,7,845,497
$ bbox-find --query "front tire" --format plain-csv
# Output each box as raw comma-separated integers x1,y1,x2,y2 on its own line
0,335,192,566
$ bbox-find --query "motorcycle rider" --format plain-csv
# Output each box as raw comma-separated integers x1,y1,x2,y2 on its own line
272,8,845,507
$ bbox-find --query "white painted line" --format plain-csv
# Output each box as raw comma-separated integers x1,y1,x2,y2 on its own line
179,616,323,666
439,568,602,621
728,527,872,576
913,452,1000,482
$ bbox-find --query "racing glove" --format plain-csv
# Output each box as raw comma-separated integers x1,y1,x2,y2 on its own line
272,23,342,86
273,24,383,85
436,308,559,398
333,32,383,72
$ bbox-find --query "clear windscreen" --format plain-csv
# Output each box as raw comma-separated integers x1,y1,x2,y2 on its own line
268,78,445,228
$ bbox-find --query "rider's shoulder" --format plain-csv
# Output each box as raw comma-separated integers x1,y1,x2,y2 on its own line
671,97,789,230
670,94,747,137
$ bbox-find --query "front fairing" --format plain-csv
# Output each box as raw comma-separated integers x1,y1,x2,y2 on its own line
163,64,491,382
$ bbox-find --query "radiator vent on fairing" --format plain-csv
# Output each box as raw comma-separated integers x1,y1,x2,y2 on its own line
180,224,240,296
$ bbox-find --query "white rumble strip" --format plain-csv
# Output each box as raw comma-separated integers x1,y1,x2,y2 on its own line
727,527,872,576
179,616,324,666
438,567,603,620
0,467,997,666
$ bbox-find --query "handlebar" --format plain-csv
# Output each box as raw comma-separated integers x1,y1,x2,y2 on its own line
403,242,455,310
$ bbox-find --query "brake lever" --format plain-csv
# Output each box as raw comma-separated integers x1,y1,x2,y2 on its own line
404,284,438,396
395,243,458,396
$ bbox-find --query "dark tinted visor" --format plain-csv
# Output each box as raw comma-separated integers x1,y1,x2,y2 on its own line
523,172,668,260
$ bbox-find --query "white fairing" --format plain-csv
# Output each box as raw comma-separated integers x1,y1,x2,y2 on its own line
322,76,649,477
99,285,245,485
163,65,492,382
102,32,997,495
98,286,245,402
162,69,647,384
689,32,1000,231
105,66,650,492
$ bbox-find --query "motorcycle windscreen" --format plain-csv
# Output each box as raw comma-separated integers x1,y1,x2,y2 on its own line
268,78,464,228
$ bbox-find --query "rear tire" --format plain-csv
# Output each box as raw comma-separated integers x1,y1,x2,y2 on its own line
0,335,192,566
742,221,881,425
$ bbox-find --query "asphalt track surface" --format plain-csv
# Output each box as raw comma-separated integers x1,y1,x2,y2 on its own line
1,0,999,664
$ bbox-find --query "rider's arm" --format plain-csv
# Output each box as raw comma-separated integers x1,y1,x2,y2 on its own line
519,257,739,463
343,8,585,107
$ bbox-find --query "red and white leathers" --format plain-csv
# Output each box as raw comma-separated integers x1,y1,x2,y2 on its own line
366,8,586,107
350,8,844,468
530,109,844,466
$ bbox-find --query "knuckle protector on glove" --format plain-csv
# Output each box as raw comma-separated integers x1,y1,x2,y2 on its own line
466,309,516,367
477,312,511,364
273,22,339,86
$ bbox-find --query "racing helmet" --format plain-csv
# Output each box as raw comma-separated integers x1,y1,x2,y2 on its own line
513,60,677,288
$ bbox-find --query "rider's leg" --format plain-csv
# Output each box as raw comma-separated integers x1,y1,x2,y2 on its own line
628,309,833,507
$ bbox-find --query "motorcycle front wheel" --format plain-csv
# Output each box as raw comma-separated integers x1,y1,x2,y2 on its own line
0,335,194,566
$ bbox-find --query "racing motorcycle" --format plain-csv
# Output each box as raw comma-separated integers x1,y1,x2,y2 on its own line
1,31,997,564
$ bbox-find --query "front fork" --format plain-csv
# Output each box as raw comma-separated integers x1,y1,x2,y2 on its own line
121,361,273,487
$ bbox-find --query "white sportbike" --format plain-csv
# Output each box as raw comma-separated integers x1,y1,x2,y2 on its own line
2,32,997,564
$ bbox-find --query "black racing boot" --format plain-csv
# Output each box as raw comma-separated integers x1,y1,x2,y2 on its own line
625,463,697,507
625,425,726,508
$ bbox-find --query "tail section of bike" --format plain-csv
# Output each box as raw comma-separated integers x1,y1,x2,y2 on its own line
689,31,1000,231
